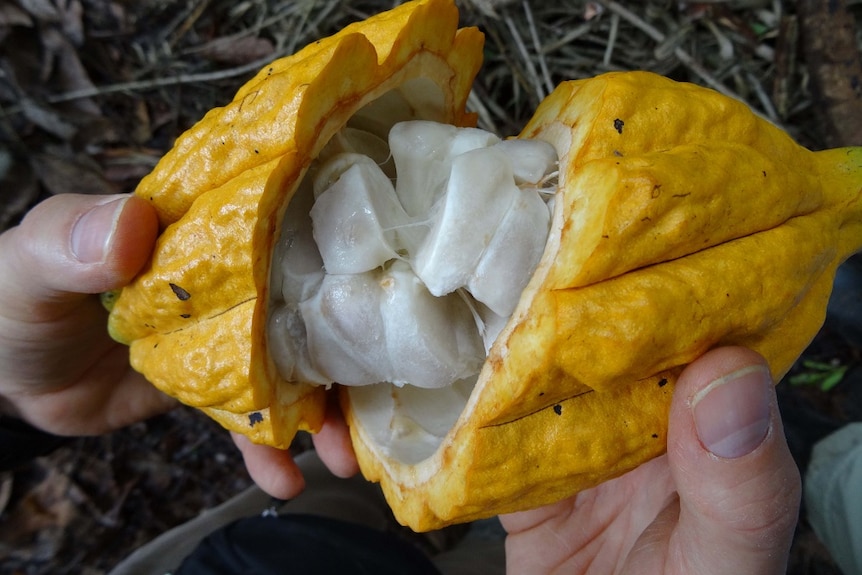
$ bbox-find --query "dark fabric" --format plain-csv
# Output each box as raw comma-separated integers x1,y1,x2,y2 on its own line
0,416,70,472
175,513,442,575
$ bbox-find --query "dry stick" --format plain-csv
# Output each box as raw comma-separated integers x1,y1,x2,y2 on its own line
283,0,343,56
599,0,775,123
504,13,547,103
169,0,213,50
745,70,780,122
38,0,338,108
179,0,338,59
42,50,291,105
603,12,620,68
542,22,593,55
702,19,735,62
468,90,500,135
522,0,555,96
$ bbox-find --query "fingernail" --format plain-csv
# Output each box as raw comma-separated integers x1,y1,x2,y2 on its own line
71,197,127,263
692,364,772,459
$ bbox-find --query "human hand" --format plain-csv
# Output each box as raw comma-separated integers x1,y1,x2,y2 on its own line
501,347,801,575
0,192,359,497
0,193,176,435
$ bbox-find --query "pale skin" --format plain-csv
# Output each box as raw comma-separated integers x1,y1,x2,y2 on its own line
1,193,801,573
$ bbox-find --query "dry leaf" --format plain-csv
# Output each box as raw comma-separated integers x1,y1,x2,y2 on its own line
0,2,32,26
40,27,100,114
197,34,275,65
30,146,117,196
0,148,41,231
57,0,85,45
0,467,77,542
18,97,77,139
14,0,60,22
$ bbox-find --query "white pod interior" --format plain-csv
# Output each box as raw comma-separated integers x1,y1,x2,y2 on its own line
268,109,558,463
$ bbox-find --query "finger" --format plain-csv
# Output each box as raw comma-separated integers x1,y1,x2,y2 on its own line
660,347,800,574
312,395,359,478
231,432,307,500
0,193,158,320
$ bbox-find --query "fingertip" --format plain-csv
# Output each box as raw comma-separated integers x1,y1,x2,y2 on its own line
232,432,307,500
689,350,773,459
670,346,782,465
106,194,159,286
313,401,359,478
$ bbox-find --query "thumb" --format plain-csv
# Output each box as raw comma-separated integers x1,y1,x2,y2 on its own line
666,347,800,575
0,193,158,319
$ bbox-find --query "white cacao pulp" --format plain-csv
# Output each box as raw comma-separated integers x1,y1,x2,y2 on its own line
268,119,558,462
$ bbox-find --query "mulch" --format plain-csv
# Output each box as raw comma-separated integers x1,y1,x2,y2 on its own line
1,0,860,573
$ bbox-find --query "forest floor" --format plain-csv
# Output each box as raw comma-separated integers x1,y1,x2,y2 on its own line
1,0,860,573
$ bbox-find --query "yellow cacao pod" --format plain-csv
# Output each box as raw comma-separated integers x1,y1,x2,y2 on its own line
107,0,862,531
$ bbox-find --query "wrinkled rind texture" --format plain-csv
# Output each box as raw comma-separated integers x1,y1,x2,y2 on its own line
478,73,861,427
345,72,862,531
106,0,862,531
108,0,483,448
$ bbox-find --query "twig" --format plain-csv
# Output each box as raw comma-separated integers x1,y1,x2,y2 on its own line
468,89,500,135
603,11,620,68
504,13,546,102
745,70,779,122
598,0,776,123
522,1,555,96
169,0,213,49
541,22,593,55
43,50,290,105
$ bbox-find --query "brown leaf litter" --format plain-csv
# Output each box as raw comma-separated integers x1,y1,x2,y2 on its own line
0,1,860,573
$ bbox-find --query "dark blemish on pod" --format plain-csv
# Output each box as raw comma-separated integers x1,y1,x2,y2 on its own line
658,378,668,388
553,404,562,416
614,118,624,134
180,314,191,319
249,412,264,427
170,283,191,300
652,433,659,439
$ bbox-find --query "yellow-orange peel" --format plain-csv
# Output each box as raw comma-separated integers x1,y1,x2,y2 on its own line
107,0,862,531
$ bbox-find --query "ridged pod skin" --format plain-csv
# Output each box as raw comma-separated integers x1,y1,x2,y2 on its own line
106,0,862,532
343,71,862,530
106,0,483,447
